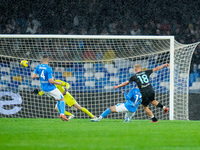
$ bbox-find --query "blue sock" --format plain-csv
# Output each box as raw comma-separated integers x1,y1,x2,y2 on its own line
57,101,61,114
100,108,111,118
59,100,65,115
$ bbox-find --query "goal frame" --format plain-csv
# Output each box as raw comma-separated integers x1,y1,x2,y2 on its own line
0,34,175,120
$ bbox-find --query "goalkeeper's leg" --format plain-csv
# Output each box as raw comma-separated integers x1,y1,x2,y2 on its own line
73,103,95,118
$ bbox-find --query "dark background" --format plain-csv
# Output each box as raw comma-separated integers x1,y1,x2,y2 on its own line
0,0,199,43
189,94,200,120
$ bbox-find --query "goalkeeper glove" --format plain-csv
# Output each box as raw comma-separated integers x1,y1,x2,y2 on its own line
62,88,68,95
33,89,39,94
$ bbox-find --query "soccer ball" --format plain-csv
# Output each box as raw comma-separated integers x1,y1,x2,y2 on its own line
20,60,28,68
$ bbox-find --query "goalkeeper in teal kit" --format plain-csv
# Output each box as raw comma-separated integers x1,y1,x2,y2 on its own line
91,88,142,122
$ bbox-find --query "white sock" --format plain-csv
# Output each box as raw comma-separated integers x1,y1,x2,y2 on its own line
151,115,154,118
163,106,166,110
99,116,103,119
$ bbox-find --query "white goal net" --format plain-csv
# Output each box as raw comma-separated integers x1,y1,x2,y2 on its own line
0,35,199,120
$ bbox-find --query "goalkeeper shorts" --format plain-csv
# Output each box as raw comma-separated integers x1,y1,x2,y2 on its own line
64,92,77,107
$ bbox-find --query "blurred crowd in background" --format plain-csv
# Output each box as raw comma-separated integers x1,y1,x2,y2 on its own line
1,0,200,42
0,0,200,68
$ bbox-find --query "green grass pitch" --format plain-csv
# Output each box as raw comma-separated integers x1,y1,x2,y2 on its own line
0,118,199,150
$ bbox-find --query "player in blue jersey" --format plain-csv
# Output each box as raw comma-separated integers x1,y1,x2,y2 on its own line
90,88,142,122
32,55,69,121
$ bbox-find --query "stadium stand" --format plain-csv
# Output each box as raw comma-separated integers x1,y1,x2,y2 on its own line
0,59,199,93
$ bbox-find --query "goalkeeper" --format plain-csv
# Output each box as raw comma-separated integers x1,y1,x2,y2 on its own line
33,78,96,119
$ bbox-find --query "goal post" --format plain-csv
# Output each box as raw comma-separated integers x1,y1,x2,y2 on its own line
0,34,199,120
169,37,174,120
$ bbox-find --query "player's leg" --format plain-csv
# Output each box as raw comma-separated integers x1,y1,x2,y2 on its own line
150,100,169,113
54,104,73,116
90,106,115,122
142,104,158,123
91,103,127,122
55,102,61,113
100,105,116,118
63,94,75,119
142,104,153,117
64,92,95,118
101,103,127,119
58,97,70,121
45,88,69,121
124,111,135,122
100,105,116,117
73,103,95,118
141,91,158,122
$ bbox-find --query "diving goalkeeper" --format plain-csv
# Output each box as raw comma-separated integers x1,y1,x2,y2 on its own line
33,78,96,119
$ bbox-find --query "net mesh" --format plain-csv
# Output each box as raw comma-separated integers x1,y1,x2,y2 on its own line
0,35,199,120
173,42,199,120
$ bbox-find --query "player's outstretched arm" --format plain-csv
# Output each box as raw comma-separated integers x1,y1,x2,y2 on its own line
62,82,70,95
113,81,129,89
32,73,39,79
153,63,169,72
49,78,62,85
54,79,70,95
122,91,131,101
62,88,68,95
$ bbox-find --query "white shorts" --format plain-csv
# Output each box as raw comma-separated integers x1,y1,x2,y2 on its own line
44,88,64,100
115,103,128,113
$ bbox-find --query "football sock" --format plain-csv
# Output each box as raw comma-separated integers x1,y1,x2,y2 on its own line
100,108,111,118
56,107,72,116
81,107,94,118
151,116,158,122
59,100,65,115
65,111,72,116
57,101,61,114
157,102,163,109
